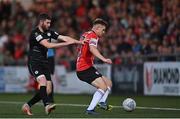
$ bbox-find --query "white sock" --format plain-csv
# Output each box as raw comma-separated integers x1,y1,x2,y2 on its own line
99,87,111,103
87,89,105,111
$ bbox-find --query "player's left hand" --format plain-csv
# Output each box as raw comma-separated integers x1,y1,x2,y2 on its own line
103,58,112,64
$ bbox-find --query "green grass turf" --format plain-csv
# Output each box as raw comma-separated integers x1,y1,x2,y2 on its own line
0,93,180,118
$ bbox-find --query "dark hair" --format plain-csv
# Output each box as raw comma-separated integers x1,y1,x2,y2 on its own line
37,13,51,23
93,18,108,28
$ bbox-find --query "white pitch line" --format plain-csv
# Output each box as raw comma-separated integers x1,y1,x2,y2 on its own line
0,101,180,111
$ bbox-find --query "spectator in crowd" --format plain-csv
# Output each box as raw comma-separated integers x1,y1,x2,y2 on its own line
0,0,179,67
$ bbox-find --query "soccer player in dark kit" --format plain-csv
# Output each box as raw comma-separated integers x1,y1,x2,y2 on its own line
22,13,85,115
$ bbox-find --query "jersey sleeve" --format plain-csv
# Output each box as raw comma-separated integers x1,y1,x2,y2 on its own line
51,30,59,40
34,33,44,43
89,38,98,47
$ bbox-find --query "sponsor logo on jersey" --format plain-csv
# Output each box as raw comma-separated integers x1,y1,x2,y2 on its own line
36,35,43,41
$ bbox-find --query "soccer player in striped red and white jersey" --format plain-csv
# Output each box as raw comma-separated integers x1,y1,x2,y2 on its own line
76,18,113,115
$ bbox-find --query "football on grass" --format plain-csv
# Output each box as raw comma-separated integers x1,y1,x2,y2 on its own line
122,98,136,112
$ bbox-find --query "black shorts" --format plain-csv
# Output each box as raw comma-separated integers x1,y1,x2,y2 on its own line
76,66,102,84
48,56,55,75
28,61,51,81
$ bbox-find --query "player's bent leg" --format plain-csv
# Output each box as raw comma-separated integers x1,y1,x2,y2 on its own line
21,75,47,116
102,76,112,88
91,77,107,91
97,76,113,111
85,77,107,115
46,81,52,95
47,81,54,103
37,75,47,86
22,103,33,116
37,75,54,114
26,91,41,108
46,81,56,111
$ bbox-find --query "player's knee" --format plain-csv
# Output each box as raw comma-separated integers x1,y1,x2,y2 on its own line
103,76,113,88
37,75,47,86
99,84,108,91
108,79,113,88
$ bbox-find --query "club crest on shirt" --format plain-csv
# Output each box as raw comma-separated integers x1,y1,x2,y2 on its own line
47,32,51,36
35,71,39,74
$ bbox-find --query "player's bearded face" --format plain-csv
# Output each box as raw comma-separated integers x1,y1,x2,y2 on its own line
42,19,51,31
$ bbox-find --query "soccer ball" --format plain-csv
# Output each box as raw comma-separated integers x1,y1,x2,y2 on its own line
122,98,136,112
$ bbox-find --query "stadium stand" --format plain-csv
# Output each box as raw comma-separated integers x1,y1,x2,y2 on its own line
0,0,179,70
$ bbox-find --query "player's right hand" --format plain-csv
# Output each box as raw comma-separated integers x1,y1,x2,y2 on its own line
103,58,112,64
74,39,88,45
80,40,85,45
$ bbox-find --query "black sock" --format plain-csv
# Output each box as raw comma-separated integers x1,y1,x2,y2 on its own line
40,86,49,106
27,91,41,107
47,83,54,103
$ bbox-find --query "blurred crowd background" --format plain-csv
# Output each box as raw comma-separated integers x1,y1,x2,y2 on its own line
0,0,180,70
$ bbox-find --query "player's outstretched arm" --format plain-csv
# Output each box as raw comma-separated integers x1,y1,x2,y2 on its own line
40,39,69,48
58,35,84,45
89,45,112,64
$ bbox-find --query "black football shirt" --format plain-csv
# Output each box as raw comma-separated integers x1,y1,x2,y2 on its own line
28,27,59,63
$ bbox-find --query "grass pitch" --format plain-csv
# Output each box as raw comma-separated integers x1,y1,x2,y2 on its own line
0,93,180,118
